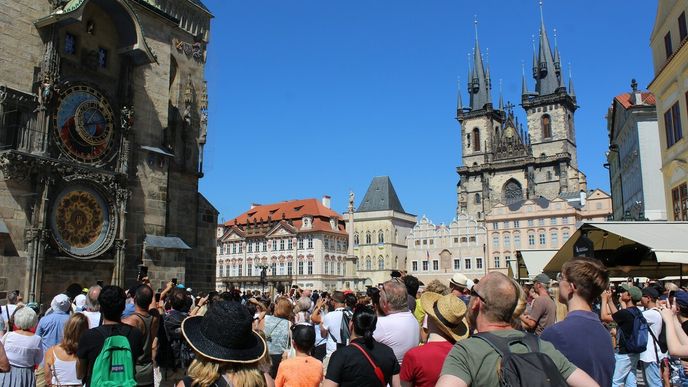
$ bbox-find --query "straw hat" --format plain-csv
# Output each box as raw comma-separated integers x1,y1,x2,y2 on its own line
421,292,469,342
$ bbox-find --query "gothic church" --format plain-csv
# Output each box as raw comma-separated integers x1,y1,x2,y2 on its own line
456,9,587,220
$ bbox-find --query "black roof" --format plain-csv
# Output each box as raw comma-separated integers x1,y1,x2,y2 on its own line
357,176,407,214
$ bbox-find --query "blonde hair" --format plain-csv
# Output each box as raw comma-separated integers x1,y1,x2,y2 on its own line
61,313,89,354
186,354,266,387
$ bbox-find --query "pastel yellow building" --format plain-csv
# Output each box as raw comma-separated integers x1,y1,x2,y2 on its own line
649,1,688,221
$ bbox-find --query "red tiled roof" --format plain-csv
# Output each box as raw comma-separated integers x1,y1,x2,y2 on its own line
223,199,347,236
615,92,656,109
227,198,341,224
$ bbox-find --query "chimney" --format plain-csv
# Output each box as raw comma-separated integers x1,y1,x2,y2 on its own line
250,203,261,209
322,195,331,209
579,190,587,207
629,78,644,105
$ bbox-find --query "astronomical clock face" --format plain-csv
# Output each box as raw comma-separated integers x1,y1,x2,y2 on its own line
50,183,117,259
54,84,115,164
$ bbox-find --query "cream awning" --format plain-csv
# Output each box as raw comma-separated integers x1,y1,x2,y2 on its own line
544,222,688,277
517,250,559,280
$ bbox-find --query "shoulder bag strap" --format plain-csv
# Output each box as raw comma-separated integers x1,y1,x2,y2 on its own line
350,342,386,386
647,313,662,364
133,312,148,337
50,347,63,387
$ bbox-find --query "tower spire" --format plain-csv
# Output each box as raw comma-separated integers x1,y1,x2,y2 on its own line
535,0,559,95
553,27,561,75
456,77,464,113
521,62,529,97
499,78,504,112
468,16,491,111
568,62,575,97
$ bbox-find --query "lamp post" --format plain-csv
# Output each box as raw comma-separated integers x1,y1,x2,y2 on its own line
255,263,269,296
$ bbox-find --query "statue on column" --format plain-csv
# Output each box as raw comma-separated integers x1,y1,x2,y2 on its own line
348,191,355,213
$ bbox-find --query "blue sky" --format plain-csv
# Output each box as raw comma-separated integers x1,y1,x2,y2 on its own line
200,0,658,224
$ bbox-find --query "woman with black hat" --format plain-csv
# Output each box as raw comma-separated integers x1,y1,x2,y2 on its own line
179,301,271,387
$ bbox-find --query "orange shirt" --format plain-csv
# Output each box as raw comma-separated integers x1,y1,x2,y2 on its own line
275,355,323,387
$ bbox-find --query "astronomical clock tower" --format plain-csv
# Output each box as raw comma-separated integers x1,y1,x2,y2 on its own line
0,0,218,303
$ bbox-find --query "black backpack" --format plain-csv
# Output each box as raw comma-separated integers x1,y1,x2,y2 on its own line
474,332,568,387
162,311,195,369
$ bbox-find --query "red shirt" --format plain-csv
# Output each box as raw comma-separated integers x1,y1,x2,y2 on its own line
400,341,453,387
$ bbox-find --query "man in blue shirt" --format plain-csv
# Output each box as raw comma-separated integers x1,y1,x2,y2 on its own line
35,293,72,386
541,257,615,387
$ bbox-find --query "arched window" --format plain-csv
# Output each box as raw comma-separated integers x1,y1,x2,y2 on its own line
542,114,552,139
503,179,523,205
365,232,371,244
378,256,384,270
378,231,384,244
467,133,471,148
354,233,359,245
366,257,372,270
218,262,223,277
474,193,481,204
472,128,481,151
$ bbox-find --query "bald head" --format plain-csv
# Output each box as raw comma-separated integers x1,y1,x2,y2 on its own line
86,285,102,312
477,272,519,324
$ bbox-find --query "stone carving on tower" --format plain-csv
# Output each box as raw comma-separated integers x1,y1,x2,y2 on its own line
455,4,586,222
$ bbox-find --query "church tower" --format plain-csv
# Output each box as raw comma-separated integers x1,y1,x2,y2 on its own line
521,3,583,199
456,20,505,219
456,4,586,222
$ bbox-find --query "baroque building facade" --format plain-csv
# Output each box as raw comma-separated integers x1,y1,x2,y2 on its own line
216,197,349,292
456,8,586,221
0,0,217,303
606,82,666,221
406,214,487,285
648,1,688,221
484,189,612,277
344,176,416,288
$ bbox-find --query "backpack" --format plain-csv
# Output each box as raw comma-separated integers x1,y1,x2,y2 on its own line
474,332,568,387
621,307,649,354
90,325,137,387
163,311,195,369
338,309,353,349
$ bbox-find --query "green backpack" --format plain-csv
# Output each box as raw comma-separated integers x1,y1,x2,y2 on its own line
90,326,137,387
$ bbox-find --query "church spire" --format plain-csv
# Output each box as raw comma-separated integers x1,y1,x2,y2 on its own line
568,63,576,97
498,78,504,112
553,28,561,76
521,62,530,97
456,77,464,113
534,1,560,95
468,16,491,111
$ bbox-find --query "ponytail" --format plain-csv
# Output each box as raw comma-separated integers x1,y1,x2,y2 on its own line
352,305,378,349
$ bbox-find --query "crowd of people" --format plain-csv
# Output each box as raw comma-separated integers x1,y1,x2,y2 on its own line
4,258,688,386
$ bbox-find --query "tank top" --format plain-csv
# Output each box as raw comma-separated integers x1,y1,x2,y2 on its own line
50,348,81,385
133,312,155,385
264,315,290,355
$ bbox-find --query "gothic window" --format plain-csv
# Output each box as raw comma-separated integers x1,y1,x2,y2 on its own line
542,114,552,139
378,256,384,270
474,193,481,204
365,232,372,244
378,231,384,244
467,133,471,148
503,179,523,204
64,33,77,55
354,233,359,245
366,257,372,270
97,47,108,68
472,128,481,151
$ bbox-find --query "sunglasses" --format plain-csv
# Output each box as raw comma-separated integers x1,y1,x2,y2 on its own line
470,287,486,304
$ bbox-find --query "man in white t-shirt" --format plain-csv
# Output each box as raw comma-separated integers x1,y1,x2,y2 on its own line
1,291,18,332
374,280,420,365
640,286,668,387
80,285,102,328
320,291,351,372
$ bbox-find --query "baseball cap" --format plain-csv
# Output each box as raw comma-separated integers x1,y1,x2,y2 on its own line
450,273,470,289
534,273,551,284
619,284,642,302
641,287,660,300
675,291,688,308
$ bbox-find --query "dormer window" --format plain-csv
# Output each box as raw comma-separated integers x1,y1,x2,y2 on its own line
329,217,337,230
302,216,312,229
